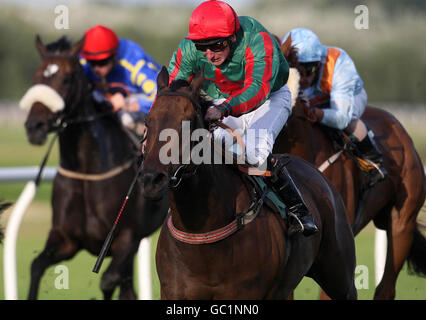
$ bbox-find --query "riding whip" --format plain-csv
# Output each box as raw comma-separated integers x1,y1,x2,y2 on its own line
92,163,143,273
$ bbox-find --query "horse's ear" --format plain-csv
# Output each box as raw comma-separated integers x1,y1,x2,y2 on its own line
35,35,47,59
157,66,169,91
280,34,292,59
70,37,85,59
190,66,204,95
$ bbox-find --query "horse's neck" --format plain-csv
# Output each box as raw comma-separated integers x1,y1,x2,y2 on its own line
169,164,243,233
58,99,131,172
280,117,315,162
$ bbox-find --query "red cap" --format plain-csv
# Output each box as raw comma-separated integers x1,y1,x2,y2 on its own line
185,0,240,40
82,25,119,61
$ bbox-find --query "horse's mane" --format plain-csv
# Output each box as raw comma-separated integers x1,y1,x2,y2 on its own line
45,36,72,54
169,79,212,117
284,45,301,69
169,79,190,91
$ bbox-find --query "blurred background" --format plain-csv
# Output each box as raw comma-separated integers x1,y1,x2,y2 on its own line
0,0,425,300
1,0,426,104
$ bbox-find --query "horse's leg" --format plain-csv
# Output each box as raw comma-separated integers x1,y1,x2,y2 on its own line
313,249,358,300
28,229,79,299
374,204,418,300
100,229,138,300
312,206,358,300
118,252,136,300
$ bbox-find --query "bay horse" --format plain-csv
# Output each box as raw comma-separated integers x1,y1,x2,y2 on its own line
21,36,168,299
275,43,426,299
140,66,357,299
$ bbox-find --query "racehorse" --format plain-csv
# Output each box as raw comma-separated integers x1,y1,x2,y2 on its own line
140,66,357,299
21,36,168,299
275,43,426,299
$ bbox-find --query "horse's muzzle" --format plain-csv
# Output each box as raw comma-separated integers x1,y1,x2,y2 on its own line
141,170,168,200
25,117,49,145
24,102,55,145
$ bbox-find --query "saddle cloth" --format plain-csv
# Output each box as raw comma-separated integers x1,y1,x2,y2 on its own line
248,175,287,220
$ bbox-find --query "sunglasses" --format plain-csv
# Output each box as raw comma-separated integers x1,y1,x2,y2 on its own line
300,62,319,77
88,57,113,67
194,39,230,52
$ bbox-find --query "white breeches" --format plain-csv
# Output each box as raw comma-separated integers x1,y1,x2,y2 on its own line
212,84,292,168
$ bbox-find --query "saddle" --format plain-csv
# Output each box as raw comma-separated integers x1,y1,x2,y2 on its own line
211,121,289,221
241,173,287,220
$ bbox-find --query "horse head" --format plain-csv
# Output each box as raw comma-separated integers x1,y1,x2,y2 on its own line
20,35,85,145
141,67,207,200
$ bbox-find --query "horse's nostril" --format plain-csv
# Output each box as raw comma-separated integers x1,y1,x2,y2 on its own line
143,172,167,188
25,119,46,132
142,171,168,199
153,172,167,186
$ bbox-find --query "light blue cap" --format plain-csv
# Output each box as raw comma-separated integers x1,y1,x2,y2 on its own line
282,28,322,63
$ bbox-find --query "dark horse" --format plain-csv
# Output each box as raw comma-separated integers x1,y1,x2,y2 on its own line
275,43,426,299
140,66,357,299
21,36,168,299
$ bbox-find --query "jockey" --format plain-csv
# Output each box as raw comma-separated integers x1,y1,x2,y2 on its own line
282,28,387,187
80,25,161,135
168,0,318,236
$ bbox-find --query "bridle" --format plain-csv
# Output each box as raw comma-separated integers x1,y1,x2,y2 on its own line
154,90,206,188
46,71,111,134
34,56,140,181
149,89,268,187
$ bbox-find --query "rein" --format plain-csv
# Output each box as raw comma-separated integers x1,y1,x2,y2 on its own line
155,89,269,244
49,110,112,133
291,108,347,173
49,109,139,181
293,108,379,174
155,90,271,187
47,80,139,181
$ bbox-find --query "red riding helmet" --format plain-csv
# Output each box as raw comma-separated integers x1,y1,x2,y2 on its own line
81,25,119,61
185,0,240,40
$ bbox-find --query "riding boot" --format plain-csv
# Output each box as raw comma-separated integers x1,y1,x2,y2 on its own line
355,131,388,187
267,155,319,237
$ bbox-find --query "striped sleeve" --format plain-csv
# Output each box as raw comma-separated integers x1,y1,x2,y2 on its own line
168,40,195,85
321,48,361,130
217,32,275,117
